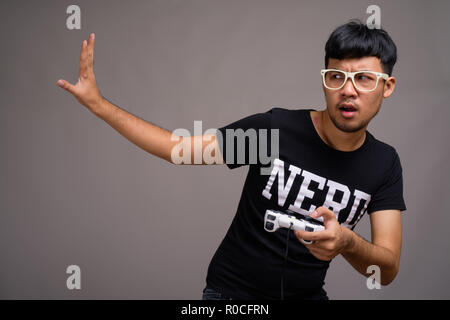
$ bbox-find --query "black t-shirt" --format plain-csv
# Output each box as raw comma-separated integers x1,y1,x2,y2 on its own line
206,107,406,300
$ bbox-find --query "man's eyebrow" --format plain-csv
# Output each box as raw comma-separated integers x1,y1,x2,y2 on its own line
328,68,377,72
353,68,379,72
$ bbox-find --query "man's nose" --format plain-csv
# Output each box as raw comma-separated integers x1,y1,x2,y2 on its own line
341,77,358,97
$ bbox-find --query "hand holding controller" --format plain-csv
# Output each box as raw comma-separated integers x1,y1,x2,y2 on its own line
264,210,325,244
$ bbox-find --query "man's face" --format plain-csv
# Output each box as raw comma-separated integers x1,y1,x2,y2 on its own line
322,56,395,133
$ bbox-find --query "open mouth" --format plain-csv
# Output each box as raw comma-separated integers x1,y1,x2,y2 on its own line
339,104,357,118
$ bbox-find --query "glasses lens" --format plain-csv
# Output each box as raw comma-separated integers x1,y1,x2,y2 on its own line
324,70,346,89
354,72,378,91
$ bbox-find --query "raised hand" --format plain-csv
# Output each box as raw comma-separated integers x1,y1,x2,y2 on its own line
57,33,103,111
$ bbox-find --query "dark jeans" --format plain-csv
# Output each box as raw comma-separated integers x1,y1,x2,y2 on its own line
202,286,329,300
202,286,234,300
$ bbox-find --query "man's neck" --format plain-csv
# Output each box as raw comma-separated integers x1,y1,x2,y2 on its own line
310,110,367,152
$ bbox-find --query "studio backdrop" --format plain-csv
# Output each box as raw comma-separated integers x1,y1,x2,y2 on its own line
1,0,449,299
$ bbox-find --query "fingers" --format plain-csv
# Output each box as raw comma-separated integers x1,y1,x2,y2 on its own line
294,207,337,242
294,229,330,243
88,33,95,68
78,39,88,78
78,33,95,79
56,79,76,94
310,207,337,226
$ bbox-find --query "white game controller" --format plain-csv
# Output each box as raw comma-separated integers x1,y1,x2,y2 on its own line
264,209,325,244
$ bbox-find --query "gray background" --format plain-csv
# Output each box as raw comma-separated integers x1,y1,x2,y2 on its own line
1,0,449,299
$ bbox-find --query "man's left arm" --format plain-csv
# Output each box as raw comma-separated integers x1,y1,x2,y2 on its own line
294,207,402,286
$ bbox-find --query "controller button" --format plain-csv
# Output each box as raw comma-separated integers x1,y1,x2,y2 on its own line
305,226,314,232
267,214,276,221
265,222,275,230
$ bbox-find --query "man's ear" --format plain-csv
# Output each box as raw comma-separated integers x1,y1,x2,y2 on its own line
383,76,396,98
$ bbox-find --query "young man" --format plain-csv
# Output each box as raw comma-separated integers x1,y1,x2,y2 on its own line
57,20,406,300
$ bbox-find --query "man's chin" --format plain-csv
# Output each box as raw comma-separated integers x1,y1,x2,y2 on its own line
331,118,367,133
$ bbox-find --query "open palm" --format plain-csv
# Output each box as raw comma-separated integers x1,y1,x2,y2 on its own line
57,33,103,111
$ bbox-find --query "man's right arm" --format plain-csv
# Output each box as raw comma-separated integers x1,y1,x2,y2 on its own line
56,33,221,165
94,98,221,164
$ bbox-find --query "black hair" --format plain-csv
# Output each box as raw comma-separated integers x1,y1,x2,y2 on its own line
325,19,397,75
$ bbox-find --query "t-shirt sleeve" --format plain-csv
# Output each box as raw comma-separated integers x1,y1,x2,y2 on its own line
216,108,276,169
367,151,407,214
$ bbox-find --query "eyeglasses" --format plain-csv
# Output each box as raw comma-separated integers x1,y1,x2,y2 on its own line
321,69,389,92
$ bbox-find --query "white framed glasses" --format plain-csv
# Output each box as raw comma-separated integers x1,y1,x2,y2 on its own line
321,69,389,92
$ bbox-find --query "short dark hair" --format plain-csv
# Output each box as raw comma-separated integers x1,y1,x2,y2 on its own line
325,20,397,75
